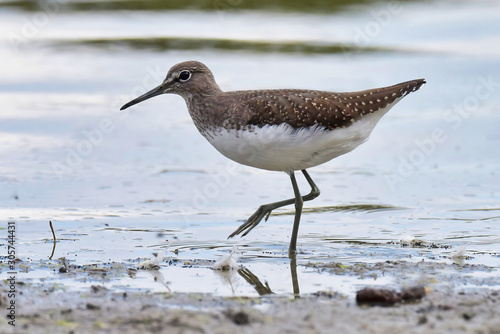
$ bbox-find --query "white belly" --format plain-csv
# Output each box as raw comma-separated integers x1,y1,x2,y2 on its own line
204,111,387,172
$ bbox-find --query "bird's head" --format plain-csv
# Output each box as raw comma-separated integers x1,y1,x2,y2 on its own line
120,60,221,110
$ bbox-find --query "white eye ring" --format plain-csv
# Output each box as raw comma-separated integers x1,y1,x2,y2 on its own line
178,70,191,82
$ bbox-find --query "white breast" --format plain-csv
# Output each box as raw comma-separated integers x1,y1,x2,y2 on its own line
204,109,390,172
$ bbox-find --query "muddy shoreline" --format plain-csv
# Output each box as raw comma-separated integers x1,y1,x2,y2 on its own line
3,286,499,334
1,260,499,333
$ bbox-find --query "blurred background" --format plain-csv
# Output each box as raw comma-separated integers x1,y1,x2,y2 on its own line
0,0,499,295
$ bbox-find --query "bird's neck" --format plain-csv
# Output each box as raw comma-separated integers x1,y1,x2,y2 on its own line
184,78,222,107
183,88,225,137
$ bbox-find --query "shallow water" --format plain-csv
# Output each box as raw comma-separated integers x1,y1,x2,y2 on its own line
0,0,499,298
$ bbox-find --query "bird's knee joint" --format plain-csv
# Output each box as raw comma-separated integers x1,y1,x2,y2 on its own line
312,189,320,198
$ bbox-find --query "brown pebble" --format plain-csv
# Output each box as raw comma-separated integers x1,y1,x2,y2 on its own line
225,310,250,325
400,286,426,302
356,288,401,306
356,286,427,306
417,316,428,325
90,285,107,294
86,303,101,311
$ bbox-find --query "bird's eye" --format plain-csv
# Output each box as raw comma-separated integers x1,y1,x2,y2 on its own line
178,70,191,82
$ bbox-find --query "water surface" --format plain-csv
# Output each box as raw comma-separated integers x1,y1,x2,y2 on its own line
0,0,499,297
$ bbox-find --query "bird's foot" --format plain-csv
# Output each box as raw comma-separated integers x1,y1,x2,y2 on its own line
228,205,274,239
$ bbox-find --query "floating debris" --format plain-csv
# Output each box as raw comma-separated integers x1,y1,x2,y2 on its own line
212,246,239,271
57,257,69,273
139,250,167,270
451,244,468,260
400,231,416,246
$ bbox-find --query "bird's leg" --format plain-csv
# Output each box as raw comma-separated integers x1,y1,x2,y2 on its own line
288,171,303,257
300,169,320,201
290,257,300,296
228,169,320,239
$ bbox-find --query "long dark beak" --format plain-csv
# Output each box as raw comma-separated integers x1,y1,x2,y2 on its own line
120,83,166,111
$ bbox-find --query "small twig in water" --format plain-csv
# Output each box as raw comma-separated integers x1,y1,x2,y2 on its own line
49,221,56,260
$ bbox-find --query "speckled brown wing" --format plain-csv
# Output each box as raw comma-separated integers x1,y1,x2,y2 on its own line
242,79,426,130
